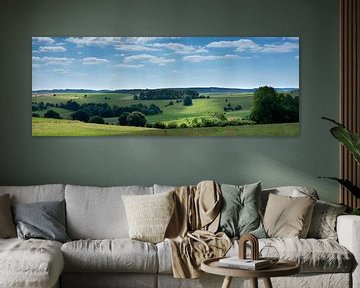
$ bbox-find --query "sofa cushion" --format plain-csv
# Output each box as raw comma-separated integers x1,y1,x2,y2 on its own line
0,184,65,204
261,186,319,213
0,238,64,288
218,182,266,238
122,191,175,243
65,185,153,239
0,194,16,238
12,200,70,243
307,200,347,240
61,239,158,273
263,193,316,238
158,237,353,274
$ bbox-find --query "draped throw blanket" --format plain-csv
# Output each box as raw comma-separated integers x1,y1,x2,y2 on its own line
165,180,231,278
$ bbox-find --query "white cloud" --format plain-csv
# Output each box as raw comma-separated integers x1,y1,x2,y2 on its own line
32,37,55,44
40,57,75,65
152,43,194,54
282,37,299,41
123,54,175,66
53,68,69,75
67,37,124,46
207,39,298,54
82,57,110,65
207,39,261,52
33,56,73,66
116,64,145,68
183,54,240,63
152,42,208,54
115,44,160,52
261,42,298,53
39,46,66,53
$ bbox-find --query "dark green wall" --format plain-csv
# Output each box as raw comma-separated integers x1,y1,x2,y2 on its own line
0,0,340,202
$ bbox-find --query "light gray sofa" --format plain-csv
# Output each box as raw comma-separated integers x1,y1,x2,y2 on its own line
0,184,359,288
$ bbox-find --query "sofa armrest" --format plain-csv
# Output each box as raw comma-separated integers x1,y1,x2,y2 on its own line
337,215,360,288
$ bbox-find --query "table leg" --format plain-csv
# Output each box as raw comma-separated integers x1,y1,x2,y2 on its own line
251,278,258,288
263,277,273,288
221,276,233,288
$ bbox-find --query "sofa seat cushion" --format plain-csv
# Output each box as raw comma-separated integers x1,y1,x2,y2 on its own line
157,238,354,274
0,238,64,288
62,239,158,273
231,238,353,273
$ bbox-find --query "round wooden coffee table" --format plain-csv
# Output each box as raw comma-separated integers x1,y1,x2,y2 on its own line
201,257,300,288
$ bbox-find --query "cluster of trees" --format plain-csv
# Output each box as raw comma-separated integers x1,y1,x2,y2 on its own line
118,112,147,127
135,88,199,100
223,102,242,112
56,100,162,119
250,86,299,124
35,99,162,125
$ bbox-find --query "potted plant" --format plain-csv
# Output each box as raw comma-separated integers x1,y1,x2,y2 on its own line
320,117,360,215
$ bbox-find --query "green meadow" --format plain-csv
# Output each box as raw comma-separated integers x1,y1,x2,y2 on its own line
32,118,300,137
32,91,299,136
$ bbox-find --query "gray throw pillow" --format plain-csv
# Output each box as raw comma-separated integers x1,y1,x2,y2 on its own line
218,182,266,238
307,200,347,240
12,200,70,243
0,194,17,238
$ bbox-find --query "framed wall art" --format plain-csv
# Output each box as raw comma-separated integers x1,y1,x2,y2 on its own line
32,37,299,136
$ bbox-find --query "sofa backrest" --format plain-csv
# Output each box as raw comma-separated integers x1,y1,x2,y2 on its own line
65,184,154,240
0,184,65,204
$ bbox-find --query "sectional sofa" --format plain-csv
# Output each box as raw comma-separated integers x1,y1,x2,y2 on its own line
0,183,359,288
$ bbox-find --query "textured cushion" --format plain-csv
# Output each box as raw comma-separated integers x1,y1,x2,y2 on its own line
307,200,347,240
218,182,266,238
0,238,64,288
0,184,65,204
0,194,16,238
261,186,319,213
12,200,70,243
158,237,353,274
65,185,153,239
61,239,158,273
230,238,353,273
122,191,175,243
307,200,346,240
263,193,316,238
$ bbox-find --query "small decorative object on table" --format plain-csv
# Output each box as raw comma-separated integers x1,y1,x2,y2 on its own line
201,234,300,288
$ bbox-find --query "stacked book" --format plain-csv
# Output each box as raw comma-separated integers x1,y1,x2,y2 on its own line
218,257,271,270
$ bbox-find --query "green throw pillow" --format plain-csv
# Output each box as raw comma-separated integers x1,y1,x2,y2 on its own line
218,182,266,238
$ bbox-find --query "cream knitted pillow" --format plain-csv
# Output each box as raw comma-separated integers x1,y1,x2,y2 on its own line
122,191,175,243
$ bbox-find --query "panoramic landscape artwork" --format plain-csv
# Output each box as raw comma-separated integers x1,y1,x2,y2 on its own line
32,37,300,136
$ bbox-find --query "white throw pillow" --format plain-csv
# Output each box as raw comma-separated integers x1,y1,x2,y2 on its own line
122,191,175,243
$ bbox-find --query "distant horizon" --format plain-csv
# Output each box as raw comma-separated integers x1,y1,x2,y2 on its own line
32,37,299,91
32,85,299,92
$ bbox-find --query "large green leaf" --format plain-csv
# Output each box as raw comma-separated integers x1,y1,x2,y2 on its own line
323,117,360,165
318,177,360,198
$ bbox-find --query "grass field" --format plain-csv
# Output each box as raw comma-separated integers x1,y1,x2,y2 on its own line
32,91,299,136
32,117,300,137
32,92,254,125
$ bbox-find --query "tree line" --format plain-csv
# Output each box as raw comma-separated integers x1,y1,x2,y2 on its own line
32,100,162,123
135,88,200,100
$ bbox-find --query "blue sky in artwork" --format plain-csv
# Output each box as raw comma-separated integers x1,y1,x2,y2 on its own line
32,37,299,90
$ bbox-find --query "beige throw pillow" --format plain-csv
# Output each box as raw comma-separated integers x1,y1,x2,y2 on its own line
0,194,17,238
263,193,316,238
122,191,175,243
